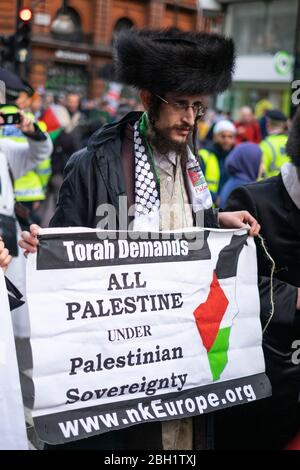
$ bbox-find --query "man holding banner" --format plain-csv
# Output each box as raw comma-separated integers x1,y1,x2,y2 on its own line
20,29,263,450
21,29,259,239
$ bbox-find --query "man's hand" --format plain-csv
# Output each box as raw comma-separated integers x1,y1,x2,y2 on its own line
218,211,261,236
0,238,12,272
17,111,35,135
19,224,41,256
297,288,300,311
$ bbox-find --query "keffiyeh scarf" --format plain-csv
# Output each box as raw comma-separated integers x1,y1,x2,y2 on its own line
133,113,213,231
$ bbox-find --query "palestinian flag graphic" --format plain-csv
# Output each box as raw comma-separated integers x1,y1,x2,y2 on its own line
194,234,248,381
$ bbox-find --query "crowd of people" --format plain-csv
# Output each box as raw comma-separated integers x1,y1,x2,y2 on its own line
198,106,290,209
1,67,291,231
0,27,299,450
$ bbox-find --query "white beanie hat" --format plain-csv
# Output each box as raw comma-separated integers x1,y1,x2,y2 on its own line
213,119,236,135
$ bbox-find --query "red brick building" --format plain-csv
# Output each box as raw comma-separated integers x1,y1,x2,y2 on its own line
0,0,223,98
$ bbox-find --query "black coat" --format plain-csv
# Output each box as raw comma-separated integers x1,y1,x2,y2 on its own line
213,175,300,450
226,174,300,285
225,174,300,395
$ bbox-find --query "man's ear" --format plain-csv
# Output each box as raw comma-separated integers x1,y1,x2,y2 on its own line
140,90,152,111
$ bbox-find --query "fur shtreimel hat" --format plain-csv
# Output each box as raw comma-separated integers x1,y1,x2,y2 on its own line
286,107,300,167
114,28,235,96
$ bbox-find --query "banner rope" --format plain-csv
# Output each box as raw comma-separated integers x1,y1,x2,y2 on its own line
257,234,276,334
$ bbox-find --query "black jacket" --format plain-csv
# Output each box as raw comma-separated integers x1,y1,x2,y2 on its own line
226,175,300,285
225,175,300,395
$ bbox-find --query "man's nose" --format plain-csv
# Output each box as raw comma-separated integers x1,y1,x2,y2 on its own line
182,107,195,126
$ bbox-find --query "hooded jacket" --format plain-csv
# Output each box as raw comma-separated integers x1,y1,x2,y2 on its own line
219,143,262,208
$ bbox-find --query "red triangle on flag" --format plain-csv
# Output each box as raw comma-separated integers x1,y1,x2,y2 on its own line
193,271,229,352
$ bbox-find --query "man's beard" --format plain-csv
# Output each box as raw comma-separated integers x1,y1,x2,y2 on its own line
147,124,190,159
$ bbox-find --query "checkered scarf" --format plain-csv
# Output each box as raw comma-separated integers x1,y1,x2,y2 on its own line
133,113,213,231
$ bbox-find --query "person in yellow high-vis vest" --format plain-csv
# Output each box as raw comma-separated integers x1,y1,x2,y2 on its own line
260,109,289,178
1,83,52,227
0,104,51,228
13,118,50,203
198,120,236,205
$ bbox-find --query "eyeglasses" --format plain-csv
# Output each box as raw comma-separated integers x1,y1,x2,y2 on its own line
155,94,207,118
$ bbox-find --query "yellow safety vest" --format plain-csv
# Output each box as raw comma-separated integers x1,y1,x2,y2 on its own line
198,148,220,195
0,106,51,202
260,134,289,178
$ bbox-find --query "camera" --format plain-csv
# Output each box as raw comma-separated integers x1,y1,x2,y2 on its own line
0,112,21,125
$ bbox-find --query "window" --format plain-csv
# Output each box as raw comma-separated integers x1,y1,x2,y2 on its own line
112,17,134,44
46,64,88,98
228,0,298,55
51,6,83,42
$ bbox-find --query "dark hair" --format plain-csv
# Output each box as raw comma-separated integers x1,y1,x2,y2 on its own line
192,116,201,155
147,94,162,127
21,80,34,97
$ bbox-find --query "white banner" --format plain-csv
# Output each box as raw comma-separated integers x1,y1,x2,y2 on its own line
26,228,271,444
0,271,28,449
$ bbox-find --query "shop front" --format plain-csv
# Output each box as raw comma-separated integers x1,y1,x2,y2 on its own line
217,0,299,118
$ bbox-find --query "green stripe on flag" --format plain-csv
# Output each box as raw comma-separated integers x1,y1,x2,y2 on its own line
49,128,63,142
207,327,231,381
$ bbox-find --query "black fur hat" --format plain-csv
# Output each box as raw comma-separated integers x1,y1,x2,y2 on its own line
286,107,300,167
113,28,235,96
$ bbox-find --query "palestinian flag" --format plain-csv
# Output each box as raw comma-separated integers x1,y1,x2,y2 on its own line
40,104,70,141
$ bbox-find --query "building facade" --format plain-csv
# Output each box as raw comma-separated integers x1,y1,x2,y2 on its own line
1,0,221,99
2,1,297,113
213,0,300,118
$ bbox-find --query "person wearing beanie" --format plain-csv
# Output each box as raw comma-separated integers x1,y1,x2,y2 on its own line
20,28,260,450
199,119,236,205
219,143,263,208
216,107,300,450
259,109,289,178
